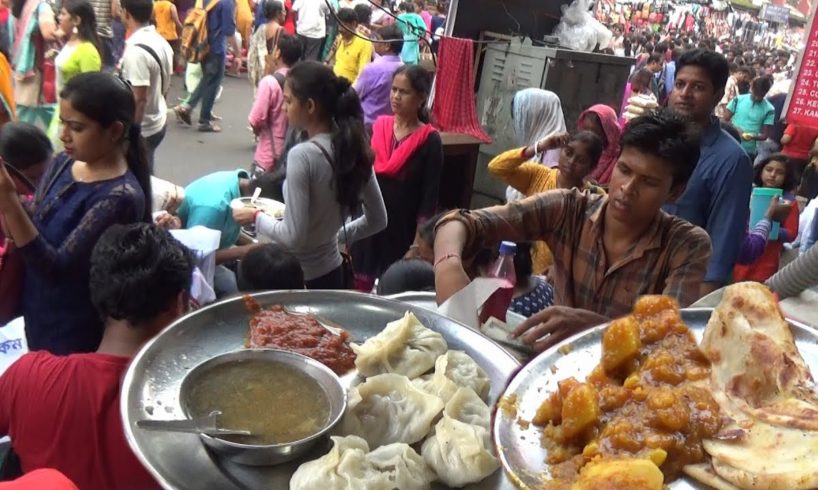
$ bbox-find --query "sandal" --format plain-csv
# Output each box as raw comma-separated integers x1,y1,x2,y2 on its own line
174,106,192,125
197,123,222,133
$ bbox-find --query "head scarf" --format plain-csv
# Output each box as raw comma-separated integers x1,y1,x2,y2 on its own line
579,104,622,186
512,88,567,148
505,89,566,202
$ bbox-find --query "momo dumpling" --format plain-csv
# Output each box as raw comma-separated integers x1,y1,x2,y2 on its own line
412,372,458,403
421,415,500,487
414,351,491,402
444,387,491,429
436,351,491,400
352,312,447,378
366,443,436,489
340,373,444,447
290,436,390,490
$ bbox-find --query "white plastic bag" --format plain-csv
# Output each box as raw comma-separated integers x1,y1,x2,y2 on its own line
553,0,612,52
0,317,28,376
169,226,221,287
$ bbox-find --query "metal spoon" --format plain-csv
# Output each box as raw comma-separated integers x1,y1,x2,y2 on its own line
137,410,252,437
250,187,262,205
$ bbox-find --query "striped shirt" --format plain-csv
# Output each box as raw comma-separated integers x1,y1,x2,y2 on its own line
439,189,712,319
89,0,113,38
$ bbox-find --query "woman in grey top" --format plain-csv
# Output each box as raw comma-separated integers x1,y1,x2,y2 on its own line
233,61,387,289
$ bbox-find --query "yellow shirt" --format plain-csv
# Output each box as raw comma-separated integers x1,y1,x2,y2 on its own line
153,1,178,41
488,147,605,274
332,36,373,83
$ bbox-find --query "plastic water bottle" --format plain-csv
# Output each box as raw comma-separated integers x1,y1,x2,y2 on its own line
479,241,517,325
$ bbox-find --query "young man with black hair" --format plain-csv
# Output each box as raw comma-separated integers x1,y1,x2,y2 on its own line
354,24,404,128
237,243,305,291
667,48,753,297
0,223,193,490
434,110,711,352
119,0,174,172
646,52,665,99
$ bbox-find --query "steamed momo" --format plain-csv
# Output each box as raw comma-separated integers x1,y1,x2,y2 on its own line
340,373,444,447
444,387,491,429
352,312,447,378
421,415,500,487
413,351,491,402
290,436,390,490
367,443,437,489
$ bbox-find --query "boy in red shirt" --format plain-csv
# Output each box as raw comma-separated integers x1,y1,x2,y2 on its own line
0,224,194,489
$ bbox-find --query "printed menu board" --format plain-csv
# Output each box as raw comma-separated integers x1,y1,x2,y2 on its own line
787,6,818,128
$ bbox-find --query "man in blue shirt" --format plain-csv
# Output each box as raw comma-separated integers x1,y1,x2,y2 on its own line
724,76,775,160
666,49,753,297
157,170,278,294
174,0,239,132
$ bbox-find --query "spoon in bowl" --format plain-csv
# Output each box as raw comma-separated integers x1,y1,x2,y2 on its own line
137,410,252,437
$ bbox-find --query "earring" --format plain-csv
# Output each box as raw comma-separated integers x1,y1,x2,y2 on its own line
72,26,79,34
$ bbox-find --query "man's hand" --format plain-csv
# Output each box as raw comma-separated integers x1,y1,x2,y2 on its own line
511,306,608,352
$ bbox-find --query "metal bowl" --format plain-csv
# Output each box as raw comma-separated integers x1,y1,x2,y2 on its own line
178,348,347,466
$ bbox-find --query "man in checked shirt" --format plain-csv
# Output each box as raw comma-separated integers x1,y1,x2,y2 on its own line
434,110,712,352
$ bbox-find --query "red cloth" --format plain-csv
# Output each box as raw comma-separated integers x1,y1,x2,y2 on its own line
0,352,160,490
431,37,491,144
0,469,79,489
579,104,622,185
733,200,800,282
372,115,436,177
283,0,295,35
782,123,818,160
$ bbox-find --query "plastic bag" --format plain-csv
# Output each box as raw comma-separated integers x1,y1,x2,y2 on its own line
553,0,612,53
0,317,28,376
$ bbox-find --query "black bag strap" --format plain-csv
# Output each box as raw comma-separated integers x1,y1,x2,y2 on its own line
310,140,350,247
135,43,168,96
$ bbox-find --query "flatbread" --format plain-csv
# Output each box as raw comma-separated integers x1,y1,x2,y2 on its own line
691,282,818,490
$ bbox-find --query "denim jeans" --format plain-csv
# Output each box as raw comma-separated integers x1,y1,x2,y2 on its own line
144,124,167,173
185,52,225,126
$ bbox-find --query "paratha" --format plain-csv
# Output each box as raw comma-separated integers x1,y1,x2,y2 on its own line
687,282,818,490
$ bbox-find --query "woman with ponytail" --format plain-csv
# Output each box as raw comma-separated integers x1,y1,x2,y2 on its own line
350,64,443,292
233,61,387,289
0,71,150,354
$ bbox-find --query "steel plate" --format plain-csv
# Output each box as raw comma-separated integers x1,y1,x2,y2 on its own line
122,291,522,490
493,308,818,489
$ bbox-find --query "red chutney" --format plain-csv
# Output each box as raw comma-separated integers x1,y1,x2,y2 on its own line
244,299,356,375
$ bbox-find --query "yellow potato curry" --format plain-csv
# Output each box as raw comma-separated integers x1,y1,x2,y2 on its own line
534,296,722,489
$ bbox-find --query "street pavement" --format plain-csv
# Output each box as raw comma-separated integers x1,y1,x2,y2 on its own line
154,73,256,187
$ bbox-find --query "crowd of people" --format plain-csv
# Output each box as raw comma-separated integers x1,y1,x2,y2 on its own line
0,0,816,487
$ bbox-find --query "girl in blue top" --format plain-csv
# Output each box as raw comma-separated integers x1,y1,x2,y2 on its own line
0,72,150,354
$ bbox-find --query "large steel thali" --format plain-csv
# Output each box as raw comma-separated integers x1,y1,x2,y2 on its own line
493,308,818,489
121,290,521,489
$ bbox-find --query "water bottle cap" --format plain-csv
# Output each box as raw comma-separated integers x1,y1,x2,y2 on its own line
499,241,517,255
